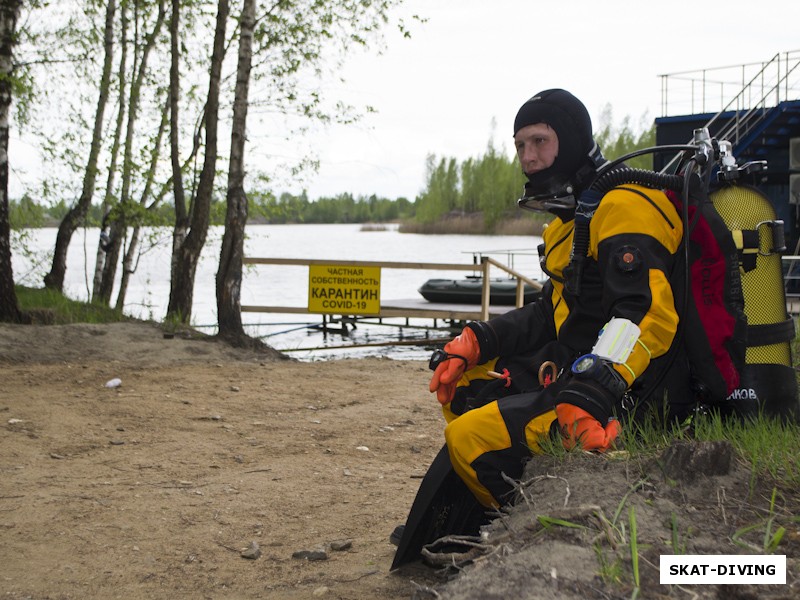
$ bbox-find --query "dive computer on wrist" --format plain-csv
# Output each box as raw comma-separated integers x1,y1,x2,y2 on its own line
571,353,627,396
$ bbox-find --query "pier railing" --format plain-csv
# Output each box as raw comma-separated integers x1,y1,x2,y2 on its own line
242,256,542,322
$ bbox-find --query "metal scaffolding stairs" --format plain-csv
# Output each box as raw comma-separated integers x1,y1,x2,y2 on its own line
659,50,800,162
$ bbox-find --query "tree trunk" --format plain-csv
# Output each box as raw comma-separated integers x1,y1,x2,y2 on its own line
169,0,186,228
115,92,168,311
115,225,140,311
94,4,130,300
216,0,255,344
167,0,189,320
97,0,166,306
44,0,116,292
166,0,228,324
97,216,125,304
0,0,23,323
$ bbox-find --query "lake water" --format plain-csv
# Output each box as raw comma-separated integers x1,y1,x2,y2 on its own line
13,224,544,360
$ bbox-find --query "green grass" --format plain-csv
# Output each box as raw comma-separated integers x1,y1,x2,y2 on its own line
731,487,789,554
622,409,800,487
689,411,800,485
16,285,129,325
628,506,640,599
594,543,624,585
670,511,688,554
536,403,800,488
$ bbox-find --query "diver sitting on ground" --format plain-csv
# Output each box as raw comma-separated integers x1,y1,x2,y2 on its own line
392,87,800,569
430,88,690,509
391,89,695,565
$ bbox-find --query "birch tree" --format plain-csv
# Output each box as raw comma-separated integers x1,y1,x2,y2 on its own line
210,0,410,341
166,0,228,323
43,0,117,293
169,0,412,329
215,0,254,344
0,0,23,322
115,94,169,309
96,0,167,305
93,4,130,298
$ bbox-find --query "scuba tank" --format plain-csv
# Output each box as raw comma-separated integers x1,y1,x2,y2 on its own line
710,153,798,418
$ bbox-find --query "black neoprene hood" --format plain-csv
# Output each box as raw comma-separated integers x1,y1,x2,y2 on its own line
513,88,594,192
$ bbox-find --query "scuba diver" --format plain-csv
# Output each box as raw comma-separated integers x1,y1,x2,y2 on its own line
429,88,691,510
392,88,798,569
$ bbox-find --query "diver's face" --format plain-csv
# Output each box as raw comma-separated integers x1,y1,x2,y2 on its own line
514,123,559,175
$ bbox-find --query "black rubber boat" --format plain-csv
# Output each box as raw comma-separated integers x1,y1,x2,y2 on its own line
418,276,541,305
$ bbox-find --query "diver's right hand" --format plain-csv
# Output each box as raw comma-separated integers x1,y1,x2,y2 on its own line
429,327,480,405
555,403,621,452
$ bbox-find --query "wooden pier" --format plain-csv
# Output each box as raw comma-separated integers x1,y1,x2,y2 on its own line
241,256,542,324
240,255,800,352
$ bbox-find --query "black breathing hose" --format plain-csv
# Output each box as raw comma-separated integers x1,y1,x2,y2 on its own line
590,167,685,196
566,167,687,297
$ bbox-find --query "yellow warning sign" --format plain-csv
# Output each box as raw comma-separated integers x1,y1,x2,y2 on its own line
308,265,381,315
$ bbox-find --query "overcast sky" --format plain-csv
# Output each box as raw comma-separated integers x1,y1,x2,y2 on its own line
277,0,799,201
10,0,797,205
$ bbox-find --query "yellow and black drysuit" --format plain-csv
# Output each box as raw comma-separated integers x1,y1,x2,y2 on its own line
442,183,688,508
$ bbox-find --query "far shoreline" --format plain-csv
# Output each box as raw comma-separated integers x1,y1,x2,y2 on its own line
28,213,548,237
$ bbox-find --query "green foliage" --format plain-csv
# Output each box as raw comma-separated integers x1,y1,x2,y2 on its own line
731,487,793,554
628,506,640,594
414,110,654,232
670,512,687,554
594,104,656,170
594,543,624,585
415,145,526,228
13,1,414,238
244,0,416,182
465,140,526,230
8,191,415,229
11,195,108,229
15,285,127,324
8,194,47,229
245,190,413,224
534,515,586,535
415,155,459,224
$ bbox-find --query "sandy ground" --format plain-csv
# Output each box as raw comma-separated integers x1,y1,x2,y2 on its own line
1,322,444,599
1,322,799,600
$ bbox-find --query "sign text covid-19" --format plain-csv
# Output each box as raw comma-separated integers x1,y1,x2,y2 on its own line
308,265,381,316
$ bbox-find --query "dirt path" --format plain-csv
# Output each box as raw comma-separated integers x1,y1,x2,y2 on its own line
1,322,442,599
2,322,798,599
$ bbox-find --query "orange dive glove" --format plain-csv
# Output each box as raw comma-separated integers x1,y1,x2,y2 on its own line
555,355,626,452
555,404,621,452
429,327,481,405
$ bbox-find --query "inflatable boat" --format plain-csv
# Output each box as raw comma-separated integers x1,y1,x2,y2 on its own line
418,276,541,306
